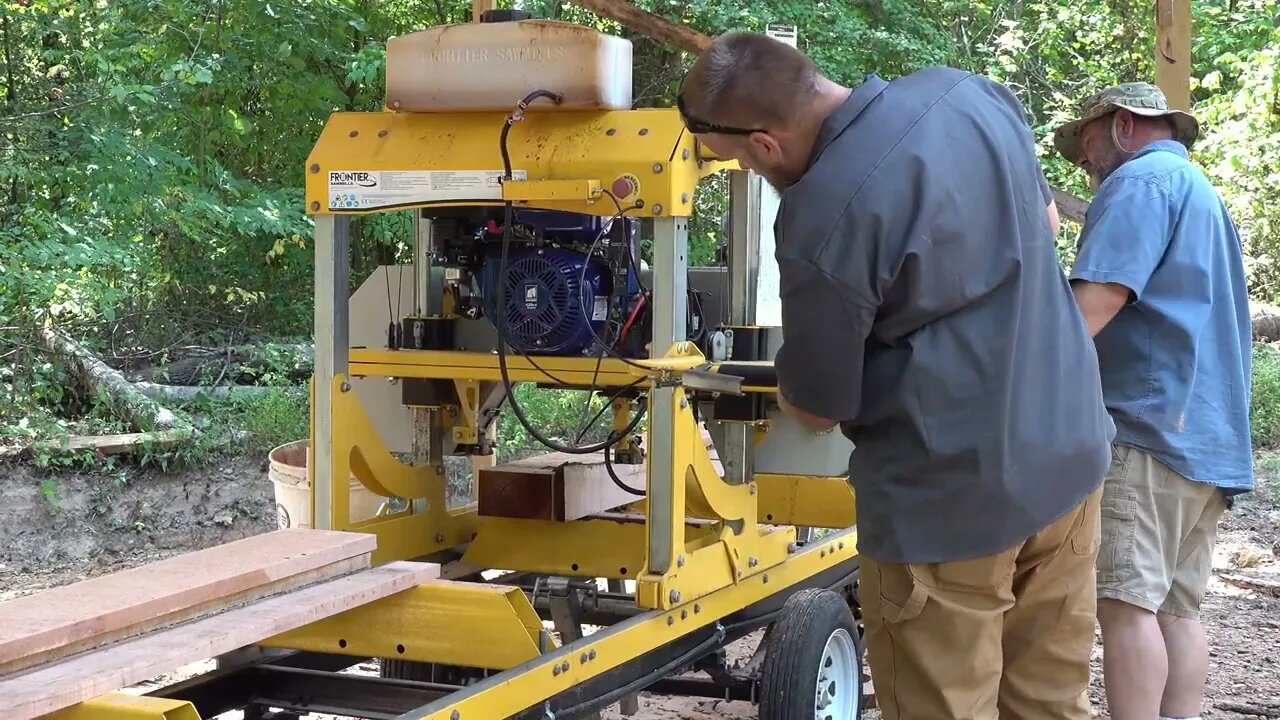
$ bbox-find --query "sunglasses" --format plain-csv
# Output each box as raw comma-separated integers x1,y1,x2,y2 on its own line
675,75,766,136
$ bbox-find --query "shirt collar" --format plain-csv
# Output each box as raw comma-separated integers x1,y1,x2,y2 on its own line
1133,138,1189,160
807,74,890,169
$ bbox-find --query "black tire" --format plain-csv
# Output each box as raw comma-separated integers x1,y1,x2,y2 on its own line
759,588,864,720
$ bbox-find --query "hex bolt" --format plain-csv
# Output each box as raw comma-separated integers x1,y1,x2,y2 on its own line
667,616,675,626
652,162,664,174
839,541,845,550
682,148,690,160
309,163,320,174
749,483,757,495
763,574,770,584
580,652,590,664
310,201,320,211
553,664,562,676
452,712,461,720
681,609,688,619
820,549,827,558
589,649,597,660
652,204,664,215
639,128,649,135
677,555,685,567
562,661,570,672
392,100,402,109
694,603,701,614
349,130,359,138
435,533,445,543
679,398,688,409
340,382,351,392
606,128,617,135
748,557,758,567
669,590,681,603
435,464,445,474
787,542,799,554
378,129,388,137
681,192,690,204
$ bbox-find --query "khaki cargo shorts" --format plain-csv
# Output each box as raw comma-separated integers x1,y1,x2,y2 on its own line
1098,444,1227,619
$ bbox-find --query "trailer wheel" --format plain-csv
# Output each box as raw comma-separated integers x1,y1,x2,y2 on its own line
759,588,864,720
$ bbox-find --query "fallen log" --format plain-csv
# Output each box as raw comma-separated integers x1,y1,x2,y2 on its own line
1217,701,1280,718
132,382,304,403
37,327,187,432
141,343,313,385
1252,301,1280,342
1219,572,1280,596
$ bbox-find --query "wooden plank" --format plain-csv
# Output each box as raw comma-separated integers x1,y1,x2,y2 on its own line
0,529,375,673
0,555,369,676
477,451,646,521
0,561,439,720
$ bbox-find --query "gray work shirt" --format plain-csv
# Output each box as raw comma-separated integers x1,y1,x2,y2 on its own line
773,68,1115,564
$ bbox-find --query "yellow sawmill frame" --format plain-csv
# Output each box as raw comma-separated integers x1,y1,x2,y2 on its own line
38,1,1193,717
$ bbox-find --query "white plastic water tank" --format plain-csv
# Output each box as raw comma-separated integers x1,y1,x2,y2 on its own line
385,18,634,113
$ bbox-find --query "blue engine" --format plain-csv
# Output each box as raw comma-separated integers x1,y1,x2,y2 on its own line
479,246,614,355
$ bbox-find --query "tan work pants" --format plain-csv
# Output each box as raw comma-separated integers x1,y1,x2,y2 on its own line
860,488,1102,719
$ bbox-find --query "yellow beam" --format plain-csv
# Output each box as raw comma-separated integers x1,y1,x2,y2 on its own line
1155,0,1192,110
398,531,858,720
305,109,729,218
45,695,201,720
262,581,544,670
463,516,720,579
754,473,856,528
349,349,644,387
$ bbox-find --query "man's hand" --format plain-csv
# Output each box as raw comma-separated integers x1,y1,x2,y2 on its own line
778,390,838,433
1071,280,1130,336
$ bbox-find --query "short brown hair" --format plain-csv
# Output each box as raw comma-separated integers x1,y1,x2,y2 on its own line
680,31,823,130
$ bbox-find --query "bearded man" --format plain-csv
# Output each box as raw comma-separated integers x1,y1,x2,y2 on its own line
1055,81,1254,720
678,31,1114,719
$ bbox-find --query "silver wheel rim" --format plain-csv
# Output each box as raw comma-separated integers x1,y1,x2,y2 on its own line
814,627,858,720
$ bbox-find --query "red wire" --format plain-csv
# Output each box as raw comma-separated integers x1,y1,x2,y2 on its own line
617,292,648,345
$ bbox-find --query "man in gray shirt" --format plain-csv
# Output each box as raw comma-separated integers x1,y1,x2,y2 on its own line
679,32,1114,718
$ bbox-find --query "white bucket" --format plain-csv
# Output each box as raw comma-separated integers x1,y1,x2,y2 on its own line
268,439,386,529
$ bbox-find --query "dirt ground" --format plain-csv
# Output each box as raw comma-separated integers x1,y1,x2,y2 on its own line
2,452,1278,719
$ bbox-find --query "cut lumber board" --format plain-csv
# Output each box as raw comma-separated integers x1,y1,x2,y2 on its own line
0,561,439,720
478,451,647,521
0,529,375,674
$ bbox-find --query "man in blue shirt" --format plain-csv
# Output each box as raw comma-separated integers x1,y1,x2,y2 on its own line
1056,82,1254,720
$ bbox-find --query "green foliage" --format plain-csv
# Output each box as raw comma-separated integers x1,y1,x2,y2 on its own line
6,0,1280,466
1250,344,1280,449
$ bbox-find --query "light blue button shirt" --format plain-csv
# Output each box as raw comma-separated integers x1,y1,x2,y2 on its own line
1070,139,1254,494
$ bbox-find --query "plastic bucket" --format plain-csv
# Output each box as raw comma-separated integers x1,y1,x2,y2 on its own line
268,439,386,529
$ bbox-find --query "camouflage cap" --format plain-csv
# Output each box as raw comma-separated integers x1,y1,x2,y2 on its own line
1053,81,1199,164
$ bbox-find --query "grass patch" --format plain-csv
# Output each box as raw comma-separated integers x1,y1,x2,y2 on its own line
1252,343,1280,449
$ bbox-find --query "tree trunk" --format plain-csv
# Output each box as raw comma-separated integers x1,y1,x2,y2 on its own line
37,327,187,431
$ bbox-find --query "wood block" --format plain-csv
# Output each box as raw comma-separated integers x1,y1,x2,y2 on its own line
477,451,647,521
0,529,375,674
0,561,439,720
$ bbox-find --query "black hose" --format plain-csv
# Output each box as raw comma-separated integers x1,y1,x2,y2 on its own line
604,442,646,497
494,90,648,456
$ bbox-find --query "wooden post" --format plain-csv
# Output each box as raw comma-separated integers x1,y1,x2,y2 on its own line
472,0,495,23
1154,0,1192,110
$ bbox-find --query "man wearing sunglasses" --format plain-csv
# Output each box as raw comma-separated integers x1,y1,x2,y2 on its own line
679,31,1114,719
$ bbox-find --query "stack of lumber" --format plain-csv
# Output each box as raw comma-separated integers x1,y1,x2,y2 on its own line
0,529,439,720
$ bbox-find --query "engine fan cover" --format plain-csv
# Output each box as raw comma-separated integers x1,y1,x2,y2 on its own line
481,247,612,355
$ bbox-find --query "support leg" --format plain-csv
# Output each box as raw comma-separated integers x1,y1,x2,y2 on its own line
313,214,351,531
